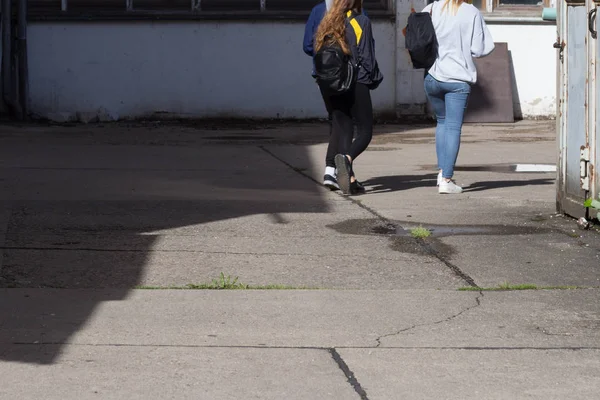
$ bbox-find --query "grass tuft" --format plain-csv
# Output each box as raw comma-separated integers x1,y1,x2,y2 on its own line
459,283,584,291
135,273,317,290
410,226,432,239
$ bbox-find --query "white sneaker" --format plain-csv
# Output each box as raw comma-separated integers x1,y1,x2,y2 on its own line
323,173,340,191
437,171,442,186
439,179,463,194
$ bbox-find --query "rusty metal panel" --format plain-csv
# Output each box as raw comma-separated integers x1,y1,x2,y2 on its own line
463,43,514,123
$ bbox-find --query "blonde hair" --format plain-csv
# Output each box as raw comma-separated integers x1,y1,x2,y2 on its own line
315,0,363,55
441,0,465,15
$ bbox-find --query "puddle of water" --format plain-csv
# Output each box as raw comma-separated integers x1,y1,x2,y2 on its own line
371,224,397,235
396,223,550,237
327,218,555,259
327,219,448,256
330,218,552,240
396,226,490,237
389,236,429,255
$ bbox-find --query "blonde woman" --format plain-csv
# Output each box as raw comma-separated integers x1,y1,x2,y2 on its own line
314,0,383,195
422,0,494,194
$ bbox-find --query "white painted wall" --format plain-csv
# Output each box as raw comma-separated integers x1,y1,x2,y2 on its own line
487,23,557,119
27,21,396,120
27,19,557,120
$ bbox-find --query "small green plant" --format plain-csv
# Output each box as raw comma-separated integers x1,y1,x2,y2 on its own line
207,273,248,289
584,198,600,210
136,284,313,290
459,283,583,291
410,226,432,239
134,273,317,290
499,282,537,290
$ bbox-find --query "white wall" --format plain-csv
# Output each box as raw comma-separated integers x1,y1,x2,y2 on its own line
487,23,557,119
27,19,556,120
28,21,396,120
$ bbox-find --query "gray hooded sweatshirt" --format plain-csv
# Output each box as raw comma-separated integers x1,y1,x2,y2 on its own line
422,1,495,84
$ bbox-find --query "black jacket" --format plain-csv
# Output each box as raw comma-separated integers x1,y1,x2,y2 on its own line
345,12,384,90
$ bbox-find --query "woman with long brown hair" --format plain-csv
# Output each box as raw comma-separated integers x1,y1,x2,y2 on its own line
314,0,383,195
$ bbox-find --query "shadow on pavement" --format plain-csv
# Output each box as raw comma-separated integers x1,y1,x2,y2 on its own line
0,122,330,364
362,173,439,193
364,175,554,194
463,178,555,193
0,120,556,365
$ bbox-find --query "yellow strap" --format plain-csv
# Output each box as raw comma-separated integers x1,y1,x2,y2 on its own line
346,11,363,45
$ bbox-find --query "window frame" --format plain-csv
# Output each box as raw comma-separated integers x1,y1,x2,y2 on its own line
421,0,556,21
28,0,554,22
28,0,396,21
472,0,555,19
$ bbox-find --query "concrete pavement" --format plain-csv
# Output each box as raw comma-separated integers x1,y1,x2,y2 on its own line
0,120,599,399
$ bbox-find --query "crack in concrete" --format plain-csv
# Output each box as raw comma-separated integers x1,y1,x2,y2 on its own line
536,326,575,337
9,342,600,351
416,237,478,287
0,245,410,262
260,146,480,288
328,348,370,400
374,292,484,347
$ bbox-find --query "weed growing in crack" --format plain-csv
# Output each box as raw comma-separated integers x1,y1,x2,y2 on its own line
135,272,316,290
458,283,585,291
410,226,431,239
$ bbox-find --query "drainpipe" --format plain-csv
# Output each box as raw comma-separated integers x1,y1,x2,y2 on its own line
542,8,557,21
1,0,15,114
17,0,28,119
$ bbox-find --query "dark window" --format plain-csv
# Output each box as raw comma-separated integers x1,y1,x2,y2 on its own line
29,0,390,14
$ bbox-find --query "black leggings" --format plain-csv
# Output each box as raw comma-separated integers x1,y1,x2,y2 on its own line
319,84,334,139
323,83,373,168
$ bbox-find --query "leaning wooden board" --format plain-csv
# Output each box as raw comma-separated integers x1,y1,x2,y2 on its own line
463,42,515,123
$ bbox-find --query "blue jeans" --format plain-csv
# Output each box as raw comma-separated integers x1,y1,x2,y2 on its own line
424,74,471,179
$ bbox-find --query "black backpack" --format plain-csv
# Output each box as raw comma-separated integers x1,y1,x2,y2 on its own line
405,7,437,70
313,15,362,95
314,42,357,94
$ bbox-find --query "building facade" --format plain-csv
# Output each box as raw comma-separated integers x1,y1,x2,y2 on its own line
10,0,558,120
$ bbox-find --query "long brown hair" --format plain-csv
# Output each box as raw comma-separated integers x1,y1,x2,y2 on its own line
314,0,363,55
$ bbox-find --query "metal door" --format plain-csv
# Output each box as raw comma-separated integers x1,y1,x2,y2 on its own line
592,0,600,219
556,0,598,219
